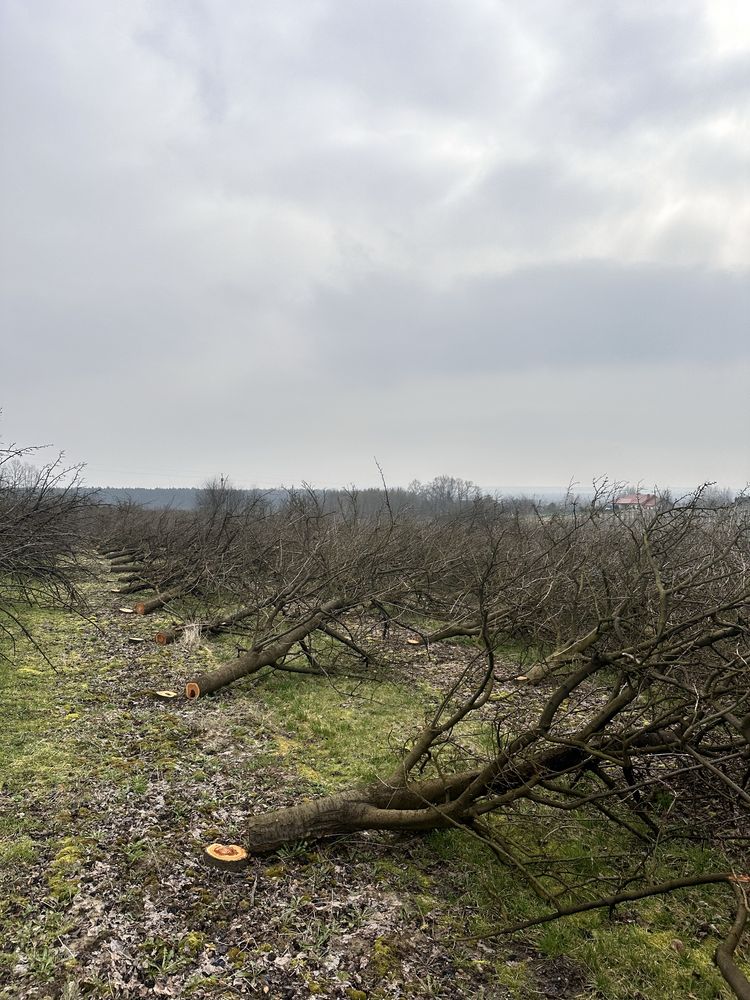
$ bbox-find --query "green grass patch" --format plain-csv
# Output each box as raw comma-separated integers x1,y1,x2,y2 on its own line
418,814,746,998
257,671,428,789
0,608,84,798
0,605,96,893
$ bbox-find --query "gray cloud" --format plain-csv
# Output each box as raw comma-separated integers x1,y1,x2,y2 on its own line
307,263,749,377
0,0,748,490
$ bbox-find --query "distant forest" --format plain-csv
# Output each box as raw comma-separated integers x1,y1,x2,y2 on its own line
93,481,744,516
95,487,231,510
93,477,562,516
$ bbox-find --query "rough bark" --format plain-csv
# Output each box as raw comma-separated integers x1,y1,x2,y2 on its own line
184,598,351,697
134,586,191,615
242,771,479,852
715,883,750,1000
110,563,145,575
155,603,260,646
103,547,141,561
110,552,145,567
112,580,152,595
238,739,590,852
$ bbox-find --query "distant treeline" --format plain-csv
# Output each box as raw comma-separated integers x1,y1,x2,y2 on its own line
93,477,564,517
95,487,211,510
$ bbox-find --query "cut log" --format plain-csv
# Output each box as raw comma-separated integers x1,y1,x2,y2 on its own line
134,587,190,616
234,771,479,853
110,564,145,575
116,579,152,595
155,627,182,645
110,552,145,567
185,598,350,698
103,546,141,560
203,843,249,872
155,603,264,646
227,739,600,855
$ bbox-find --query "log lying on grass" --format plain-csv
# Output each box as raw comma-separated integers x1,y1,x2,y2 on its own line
102,546,142,560
116,570,184,599
114,579,152,595
221,724,668,853
110,563,145,575
238,770,479,853
156,604,262,645
110,552,145,567
134,586,192,615
184,598,350,698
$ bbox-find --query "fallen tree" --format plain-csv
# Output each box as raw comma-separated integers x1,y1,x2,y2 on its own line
184,597,352,697
133,585,196,616
200,489,749,996
154,592,292,646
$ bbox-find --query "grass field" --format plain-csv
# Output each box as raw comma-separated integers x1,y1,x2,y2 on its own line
0,576,746,999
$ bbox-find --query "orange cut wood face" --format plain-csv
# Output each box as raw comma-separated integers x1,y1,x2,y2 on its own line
211,845,243,859
204,843,249,869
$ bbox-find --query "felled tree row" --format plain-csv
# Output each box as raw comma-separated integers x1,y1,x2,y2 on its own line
91,483,750,996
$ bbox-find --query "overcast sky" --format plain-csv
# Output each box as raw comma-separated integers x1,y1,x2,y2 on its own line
1,0,748,492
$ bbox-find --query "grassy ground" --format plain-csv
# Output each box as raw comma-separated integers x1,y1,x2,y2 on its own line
0,573,746,999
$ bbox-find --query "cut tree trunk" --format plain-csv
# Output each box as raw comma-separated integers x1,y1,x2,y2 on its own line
102,546,141,560
240,771,480,852
203,844,249,872
110,552,145,567
155,603,265,646
184,598,351,698
134,586,190,615
114,579,152,595
233,740,594,854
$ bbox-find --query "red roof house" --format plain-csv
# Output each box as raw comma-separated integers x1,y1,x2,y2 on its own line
613,493,659,510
